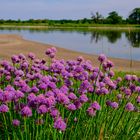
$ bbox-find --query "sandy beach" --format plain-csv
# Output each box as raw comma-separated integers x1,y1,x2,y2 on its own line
0,34,140,72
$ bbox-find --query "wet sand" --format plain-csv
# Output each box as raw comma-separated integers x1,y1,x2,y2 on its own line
0,34,140,72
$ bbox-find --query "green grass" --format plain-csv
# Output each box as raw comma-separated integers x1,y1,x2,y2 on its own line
0,23,140,29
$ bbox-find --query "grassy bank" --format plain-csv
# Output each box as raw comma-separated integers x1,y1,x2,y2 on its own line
0,23,140,29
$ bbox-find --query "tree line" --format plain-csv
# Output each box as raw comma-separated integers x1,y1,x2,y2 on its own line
0,8,140,25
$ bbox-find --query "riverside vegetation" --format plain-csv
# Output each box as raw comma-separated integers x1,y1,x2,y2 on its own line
0,47,140,140
0,8,140,27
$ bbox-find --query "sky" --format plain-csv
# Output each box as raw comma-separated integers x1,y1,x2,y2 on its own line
0,0,140,20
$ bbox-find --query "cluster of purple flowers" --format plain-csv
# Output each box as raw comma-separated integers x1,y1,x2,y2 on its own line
87,101,101,116
45,47,57,58
0,48,139,133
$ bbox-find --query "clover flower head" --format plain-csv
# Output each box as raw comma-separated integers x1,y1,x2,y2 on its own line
137,96,140,103
67,104,76,111
87,107,96,116
0,104,9,113
12,119,20,126
79,94,88,103
37,105,48,114
110,102,119,109
125,102,134,111
117,94,122,100
21,106,32,117
91,101,101,110
54,117,66,131
28,52,36,60
98,54,107,63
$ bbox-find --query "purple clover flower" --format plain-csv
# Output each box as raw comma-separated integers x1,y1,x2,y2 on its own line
99,82,105,88
36,94,46,104
45,96,56,107
125,75,131,81
12,119,20,126
68,93,77,100
56,93,70,105
106,101,118,109
31,86,39,93
108,70,114,77
91,72,98,80
136,86,140,93
6,75,11,81
110,102,119,109
28,52,36,60
98,54,107,63
54,117,66,131
60,85,69,95
51,47,57,53
0,104,9,113
124,89,131,96
11,55,20,63
15,90,24,99
18,53,26,60
131,75,138,81
67,104,76,111
38,83,48,90
79,94,88,103
129,84,136,92
106,100,112,106
74,100,82,109
3,90,15,102
45,91,55,97
125,102,134,111
91,101,101,110
21,106,32,117
77,56,84,62
137,96,140,103
100,87,109,95
86,107,96,117
106,60,114,68
37,105,48,114
117,94,122,100
27,93,36,102
50,108,60,118
116,77,122,83
45,47,57,58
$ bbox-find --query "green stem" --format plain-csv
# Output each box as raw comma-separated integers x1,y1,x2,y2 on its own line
24,117,28,140
3,113,10,140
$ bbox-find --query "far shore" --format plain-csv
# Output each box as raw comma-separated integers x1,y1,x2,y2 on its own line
0,25,140,30
0,34,140,72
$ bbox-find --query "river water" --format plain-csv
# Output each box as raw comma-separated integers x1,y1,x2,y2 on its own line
0,28,140,61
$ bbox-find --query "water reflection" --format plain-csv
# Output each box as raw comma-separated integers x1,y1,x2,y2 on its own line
0,27,140,48
90,30,122,44
126,31,140,47
48,28,140,48
90,31,102,43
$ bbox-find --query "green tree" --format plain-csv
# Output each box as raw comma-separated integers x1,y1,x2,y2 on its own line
106,11,123,24
91,12,103,23
128,8,140,24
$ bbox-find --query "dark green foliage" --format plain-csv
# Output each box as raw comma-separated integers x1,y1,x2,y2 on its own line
106,11,123,24
128,8,140,24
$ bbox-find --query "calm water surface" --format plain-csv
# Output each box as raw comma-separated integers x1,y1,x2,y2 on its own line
0,28,140,61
